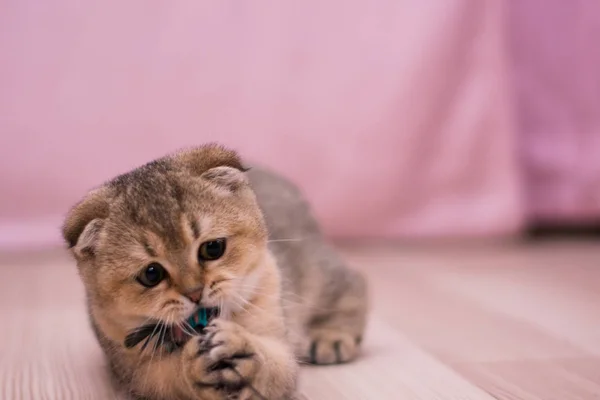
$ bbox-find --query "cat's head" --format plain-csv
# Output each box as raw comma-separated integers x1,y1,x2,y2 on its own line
63,144,268,340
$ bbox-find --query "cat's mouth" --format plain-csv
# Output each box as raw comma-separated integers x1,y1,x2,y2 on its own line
124,307,220,351
171,306,220,344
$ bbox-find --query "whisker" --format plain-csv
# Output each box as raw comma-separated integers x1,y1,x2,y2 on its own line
267,238,305,243
140,321,161,352
227,295,252,315
178,320,198,338
234,280,337,313
124,324,158,349
142,317,166,391
158,313,171,361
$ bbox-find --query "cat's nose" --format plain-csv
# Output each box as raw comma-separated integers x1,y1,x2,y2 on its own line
185,288,203,304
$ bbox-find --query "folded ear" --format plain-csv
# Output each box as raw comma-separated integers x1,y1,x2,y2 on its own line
201,166,249,192
62,187,110,258
174,143,248,176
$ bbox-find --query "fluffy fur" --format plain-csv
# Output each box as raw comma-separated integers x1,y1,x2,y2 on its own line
63,144,368,400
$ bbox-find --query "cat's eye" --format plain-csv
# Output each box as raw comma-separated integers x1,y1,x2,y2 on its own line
198,238,227,261
137,262,167,287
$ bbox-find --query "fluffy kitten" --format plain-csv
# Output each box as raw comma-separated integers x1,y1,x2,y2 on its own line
62,144,368,400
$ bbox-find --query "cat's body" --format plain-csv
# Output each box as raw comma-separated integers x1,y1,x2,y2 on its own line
63,145,368,400
249,167,368,363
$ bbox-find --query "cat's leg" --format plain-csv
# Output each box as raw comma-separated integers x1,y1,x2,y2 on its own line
299,243,368,365
190,319,298,400
119,322,297,400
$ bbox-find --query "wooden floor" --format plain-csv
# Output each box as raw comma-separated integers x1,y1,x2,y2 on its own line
1,240,599,399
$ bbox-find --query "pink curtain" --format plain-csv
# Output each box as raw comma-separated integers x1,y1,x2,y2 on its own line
510,0,600,224
1,0,597,249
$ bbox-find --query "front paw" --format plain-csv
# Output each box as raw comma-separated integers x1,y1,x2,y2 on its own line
184,320,259,397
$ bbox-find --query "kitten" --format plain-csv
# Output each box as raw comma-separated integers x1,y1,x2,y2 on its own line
62,144,368,400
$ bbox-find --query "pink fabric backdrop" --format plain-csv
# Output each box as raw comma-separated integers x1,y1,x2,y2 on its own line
510,0,600,223
3,0,594,248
